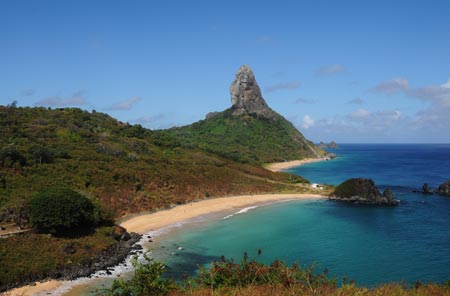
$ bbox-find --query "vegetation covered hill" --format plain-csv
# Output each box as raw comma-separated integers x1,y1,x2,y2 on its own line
160,109,324,164
159,65,325,164
0,106,308,219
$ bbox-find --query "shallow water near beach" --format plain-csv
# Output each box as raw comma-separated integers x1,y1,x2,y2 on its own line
65,144,450,294
153,144,450,287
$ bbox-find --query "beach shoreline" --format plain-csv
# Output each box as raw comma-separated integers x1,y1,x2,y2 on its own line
6,193,325,296
265,157,330,172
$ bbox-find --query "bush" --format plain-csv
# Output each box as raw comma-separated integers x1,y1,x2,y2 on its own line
28,187,96,234
101,253,174,296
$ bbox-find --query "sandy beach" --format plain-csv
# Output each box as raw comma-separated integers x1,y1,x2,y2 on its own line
265,157,330,172
5,193,324,296
120,193,325,234
5,280,62,296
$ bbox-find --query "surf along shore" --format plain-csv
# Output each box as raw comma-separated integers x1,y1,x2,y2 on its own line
7,159,326,296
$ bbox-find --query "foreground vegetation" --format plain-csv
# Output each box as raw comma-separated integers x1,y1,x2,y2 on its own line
99,252,450,296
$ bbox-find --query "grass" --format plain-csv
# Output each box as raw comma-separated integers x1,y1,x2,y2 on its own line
0,106,311,218
0,226,117,291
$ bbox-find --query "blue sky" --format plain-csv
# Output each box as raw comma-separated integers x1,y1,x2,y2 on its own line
1,0,450,143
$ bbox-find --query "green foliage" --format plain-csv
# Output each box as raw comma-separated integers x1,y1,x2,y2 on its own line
0,106,306,217
28,187,95,234
194,251,335,291
160,109,325,164
29,145,55,164
0,144,26,168
99,253,450,296
101,253,174,296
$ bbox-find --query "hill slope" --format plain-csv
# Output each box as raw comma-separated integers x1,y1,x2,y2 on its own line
0,106,307,219
162,108,322,164
160,65,325,164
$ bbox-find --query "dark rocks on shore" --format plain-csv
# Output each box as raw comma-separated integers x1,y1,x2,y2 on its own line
329,178,399,206
438,180,450,196
111,225,131,241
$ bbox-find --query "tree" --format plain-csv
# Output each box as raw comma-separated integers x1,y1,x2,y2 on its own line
0,145,26,168
28,187,95,235
29,145,55,164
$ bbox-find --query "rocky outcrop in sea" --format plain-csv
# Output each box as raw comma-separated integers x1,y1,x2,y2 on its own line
437,180,450,196
329,178,399,206
318,141,339,149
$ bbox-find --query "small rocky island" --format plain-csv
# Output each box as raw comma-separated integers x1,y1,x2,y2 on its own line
318,141,339,149
417,180,450,196
438,180,450,195
329,178,399,206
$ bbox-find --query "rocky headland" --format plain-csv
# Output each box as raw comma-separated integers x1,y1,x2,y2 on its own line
329,178,399,206
318,141,339,149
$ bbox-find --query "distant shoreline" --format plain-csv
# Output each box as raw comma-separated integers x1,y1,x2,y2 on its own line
265,157,330,172
7,193,326,296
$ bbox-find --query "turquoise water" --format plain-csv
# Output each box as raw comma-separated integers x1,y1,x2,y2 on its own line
152,144,450,286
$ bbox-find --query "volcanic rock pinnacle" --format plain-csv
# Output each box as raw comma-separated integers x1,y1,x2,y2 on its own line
230,65,275,118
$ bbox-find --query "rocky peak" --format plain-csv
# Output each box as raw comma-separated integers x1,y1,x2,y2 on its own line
230,65,275,118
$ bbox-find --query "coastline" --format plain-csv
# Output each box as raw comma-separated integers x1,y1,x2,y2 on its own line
120,193,326,234
6,193,325,296
265,157,330,172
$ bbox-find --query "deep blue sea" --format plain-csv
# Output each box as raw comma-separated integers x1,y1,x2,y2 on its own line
150,144,450,287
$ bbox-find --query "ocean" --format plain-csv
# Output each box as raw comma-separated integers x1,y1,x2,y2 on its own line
150,144,450,287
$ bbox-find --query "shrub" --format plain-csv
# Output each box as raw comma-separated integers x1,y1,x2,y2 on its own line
101,253,174,296
28,187,95,234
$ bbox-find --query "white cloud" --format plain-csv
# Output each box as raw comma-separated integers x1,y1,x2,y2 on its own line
108,96,142,110
265,81,301,93
441,78,450,89
408,79,450,108
35,90,88,107
349,108,371,119
370,77,409,95
317,64,346,75
301,115,315,129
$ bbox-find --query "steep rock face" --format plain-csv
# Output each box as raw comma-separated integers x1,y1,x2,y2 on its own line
329,178,399,206
230,65,276,119
438,180,450,196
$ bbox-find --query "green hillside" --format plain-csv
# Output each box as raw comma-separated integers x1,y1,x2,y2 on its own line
0,106,308,219
160,108,325,164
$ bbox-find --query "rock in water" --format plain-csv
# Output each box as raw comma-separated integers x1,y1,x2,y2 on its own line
437,180,450,196
422,183,433,194
329,178,399,206
230,65,276,119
